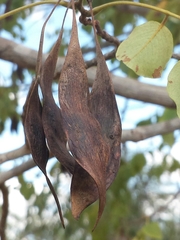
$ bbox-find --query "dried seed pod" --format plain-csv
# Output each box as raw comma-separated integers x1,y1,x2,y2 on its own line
89,20,122,190
22,81,48,165
22,0,66,228
59,0,109,229
70,163,99,217
39,8,75,174
70,1,122,226
22,80,65,228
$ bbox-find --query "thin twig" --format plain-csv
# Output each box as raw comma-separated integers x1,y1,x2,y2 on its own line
150,188,180,219
82,41,113,54
0,183,9,240
94,20,120,46
93,1,180,20
117,5,149,16
79,15,120,46
85,49,116,68
172,53,180,60
76,0,90,17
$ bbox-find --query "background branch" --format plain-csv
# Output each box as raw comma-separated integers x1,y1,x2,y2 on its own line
0,183,8,240
0,144,30,164
122,118,180,142
85,49,116,68
150,188,180,219
0,118,179,183
0,158,36,184
0,37,175,108
82,41,112,54
172,53,180,60
117,5,149,17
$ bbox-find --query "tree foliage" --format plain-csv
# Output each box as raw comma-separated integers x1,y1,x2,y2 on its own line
0,0,180,239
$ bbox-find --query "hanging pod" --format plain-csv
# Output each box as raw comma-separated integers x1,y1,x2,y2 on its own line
22,0,121,230
39,6,75,175
59,0,109,229
22,79,65,227
22,0,67,228
68,0,122,229
89,2,122,191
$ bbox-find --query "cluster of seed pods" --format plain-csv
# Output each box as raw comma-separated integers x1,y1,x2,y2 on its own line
22,0,121,230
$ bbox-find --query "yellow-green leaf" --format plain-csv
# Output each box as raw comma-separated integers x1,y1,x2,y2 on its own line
167,61,180,118
142,222,162,239
116,21,173,78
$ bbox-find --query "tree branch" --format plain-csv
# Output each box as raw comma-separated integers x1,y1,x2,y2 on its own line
94,20,120,46
0,118,179,183
117,5,149,17
172,53,180,60
0,37,175,108
150,188,180,219
79,16,120,46
122,117,180,143
85,49,116,68
0,158,36,184
0,183,9,240
82,41,112,54
0,144,30,164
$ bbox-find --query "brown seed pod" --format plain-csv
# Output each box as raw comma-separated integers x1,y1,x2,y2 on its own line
69,1,122,229
59,0,109,229
39,7,75,175
22,80,65,228
89,11,122,190
22,0,66,228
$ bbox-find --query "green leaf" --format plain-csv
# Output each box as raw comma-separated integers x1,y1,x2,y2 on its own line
167,61,180,117
18,175,35,200
169,159,180,172
158,108,177,122
131,154,146,174
158,108,176,146
142,222,162,239
136,118,152,127
149,161,167,178
116,21,173,78
120,61,139,78
162,132,174,146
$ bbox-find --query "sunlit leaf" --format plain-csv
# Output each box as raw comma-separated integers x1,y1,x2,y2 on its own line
142,222,162,239
131,154,146,174
136,118,152,127
149,159,167,178
167,61,180,117
116,21,173,78
18,175,35,200
158,108,177,122
162,132,174,146
169,159,180,172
